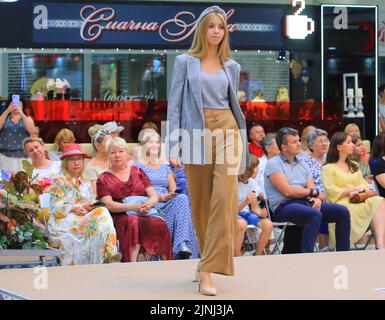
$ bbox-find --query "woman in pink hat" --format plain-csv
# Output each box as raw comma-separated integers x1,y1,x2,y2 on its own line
48,143,121,265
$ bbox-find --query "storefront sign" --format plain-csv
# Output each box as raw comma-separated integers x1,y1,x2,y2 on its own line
31,2,285,48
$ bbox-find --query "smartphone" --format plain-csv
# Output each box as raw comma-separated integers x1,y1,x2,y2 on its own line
12,94,20,107
92,200,105,207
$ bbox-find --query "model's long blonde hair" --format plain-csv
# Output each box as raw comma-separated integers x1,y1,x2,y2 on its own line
189,12,232,60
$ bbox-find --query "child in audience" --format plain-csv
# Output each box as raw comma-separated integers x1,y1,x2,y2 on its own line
351,135,372,182
237,156,273,255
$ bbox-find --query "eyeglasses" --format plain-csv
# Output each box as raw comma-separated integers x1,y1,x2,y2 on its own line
67,157,83,162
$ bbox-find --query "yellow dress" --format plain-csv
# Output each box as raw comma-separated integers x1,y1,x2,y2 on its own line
322,163,383,247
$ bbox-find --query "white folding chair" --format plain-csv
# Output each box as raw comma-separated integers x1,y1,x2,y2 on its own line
264,199,295,255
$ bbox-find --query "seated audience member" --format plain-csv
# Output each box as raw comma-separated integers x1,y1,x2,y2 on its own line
49,144,121,265
302,128,331,251
370,132,385,197
134,131,199,259
248,123,266,158
49,128,76,161
350,135,371,182
238,156,273,255
344,123,361,138
0,97,35,173
261,132,302,254
257,133,280,196
23,137,61,190
101,121,124,138
299,125,316,158
88,124,102,139
97,137,172,262
85,128,112,193
344,123,366,162
322,132,385,249
143,122,190,197
265,127,351,253
142,121,159,131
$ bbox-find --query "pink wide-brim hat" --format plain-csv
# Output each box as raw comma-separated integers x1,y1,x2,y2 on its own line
60,143,88,160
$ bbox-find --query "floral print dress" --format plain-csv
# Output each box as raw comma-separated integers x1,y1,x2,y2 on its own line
49,176,119,266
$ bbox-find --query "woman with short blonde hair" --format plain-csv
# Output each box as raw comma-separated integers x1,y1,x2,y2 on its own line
23,137,61,191
49,128,76,161
97,136,172,262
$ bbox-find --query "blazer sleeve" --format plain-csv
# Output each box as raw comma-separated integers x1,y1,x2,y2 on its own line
235,62,241,91
166,55,186,159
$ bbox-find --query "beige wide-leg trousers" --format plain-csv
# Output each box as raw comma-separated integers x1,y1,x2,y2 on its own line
185,109,242,276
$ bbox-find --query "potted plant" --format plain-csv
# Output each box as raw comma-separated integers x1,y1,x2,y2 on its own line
0,160,48,250
0,160,60,268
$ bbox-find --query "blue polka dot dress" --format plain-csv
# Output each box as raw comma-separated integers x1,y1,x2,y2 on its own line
134,163,199,259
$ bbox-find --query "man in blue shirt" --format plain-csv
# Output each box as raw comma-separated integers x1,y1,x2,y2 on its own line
264,127,351,253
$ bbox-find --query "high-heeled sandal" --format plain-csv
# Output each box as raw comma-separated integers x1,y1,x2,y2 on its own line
195,270,217,296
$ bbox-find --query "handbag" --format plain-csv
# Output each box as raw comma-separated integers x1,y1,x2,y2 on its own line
123,196,164,221
349,190,377,203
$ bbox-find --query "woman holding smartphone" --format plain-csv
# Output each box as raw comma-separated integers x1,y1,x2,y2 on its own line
0,95,36,173
134,130,199,260
166,6,247,295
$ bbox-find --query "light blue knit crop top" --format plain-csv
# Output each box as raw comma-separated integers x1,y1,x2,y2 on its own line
200,68,230,109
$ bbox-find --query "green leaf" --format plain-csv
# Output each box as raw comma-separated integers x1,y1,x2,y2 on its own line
30,184,43,196
22,193,38,202
22,160,33,178
5,182,15,195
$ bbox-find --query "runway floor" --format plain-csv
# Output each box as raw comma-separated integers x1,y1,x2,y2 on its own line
1,250,385,300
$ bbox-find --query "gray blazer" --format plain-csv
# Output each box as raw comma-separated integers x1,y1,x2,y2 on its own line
165,53,248,173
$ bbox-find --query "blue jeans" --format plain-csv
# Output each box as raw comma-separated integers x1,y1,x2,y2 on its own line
273,200,350,253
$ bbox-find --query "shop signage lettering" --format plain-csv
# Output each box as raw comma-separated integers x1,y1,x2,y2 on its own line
31,2,285,47
80,6,237,43
103,90,154,101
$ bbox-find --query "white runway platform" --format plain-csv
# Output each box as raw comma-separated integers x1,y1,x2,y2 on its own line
1,250,385,300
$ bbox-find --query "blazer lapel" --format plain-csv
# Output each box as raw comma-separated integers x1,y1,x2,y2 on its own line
187,56,204,117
